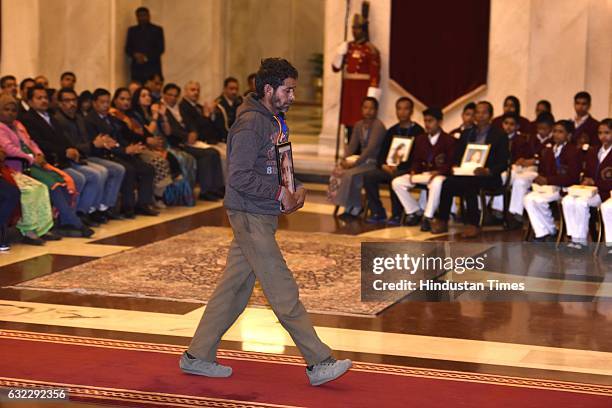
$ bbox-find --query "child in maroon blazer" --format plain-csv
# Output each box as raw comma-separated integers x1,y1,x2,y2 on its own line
572,91,600,147
504,112,555,228
523,120,581,241
491,112,531,217
562,119,612,253
391,107,456,231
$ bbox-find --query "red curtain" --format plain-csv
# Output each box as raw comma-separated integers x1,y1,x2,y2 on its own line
389,0,490,108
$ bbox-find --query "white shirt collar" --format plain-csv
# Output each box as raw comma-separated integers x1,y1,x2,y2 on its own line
598,144,612,162
574,114,588,128
428,131,441,145
553,142,566,157
537,132,552,143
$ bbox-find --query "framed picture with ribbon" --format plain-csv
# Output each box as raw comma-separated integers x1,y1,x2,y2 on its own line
276,142,295,194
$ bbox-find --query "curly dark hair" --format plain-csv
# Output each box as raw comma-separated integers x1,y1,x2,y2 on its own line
255,58,298,99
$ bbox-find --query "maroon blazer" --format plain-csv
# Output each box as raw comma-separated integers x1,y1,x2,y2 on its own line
492,115,531,134
410,131,456,175
573,115,600,147
528,133,554,160
538,144,581,187
583,146,612,201
508,131,533,163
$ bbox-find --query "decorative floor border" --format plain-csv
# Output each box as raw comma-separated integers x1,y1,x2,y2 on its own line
1,329,611,397
0,377,298,408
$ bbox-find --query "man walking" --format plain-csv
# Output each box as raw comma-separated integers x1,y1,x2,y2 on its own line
181,58,352,386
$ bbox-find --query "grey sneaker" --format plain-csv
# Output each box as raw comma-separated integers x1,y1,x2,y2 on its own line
179,352,232,378
306,358,352,386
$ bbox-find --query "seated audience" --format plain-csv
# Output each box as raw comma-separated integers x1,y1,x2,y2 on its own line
244,73,256,96
85,88,158,217
331,97,386,217
448,102,475,139
491,95,531,133
54,88,126,221
431,101,509,238
490,112,532,222
562,119,611,252
362,97,423,225
162,83,224,201
0,145,59,245
0,94,92,239
526,99,552,135
179,81,219,144
131,87,196,186
0,147,22,251
572,91,600,147
503,112,557,227
17,78,35,120
392,107,456,231
212,77,243,143
128,86,195,206
77,90,93,117
1,75,18,98
34,75,49,88
523,120,580,241
144,73,164,103
110,87,174,207
128,80,141,95
21,85,105,227
60,72,77,90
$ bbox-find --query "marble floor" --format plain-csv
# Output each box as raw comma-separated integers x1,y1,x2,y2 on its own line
0,188,611,407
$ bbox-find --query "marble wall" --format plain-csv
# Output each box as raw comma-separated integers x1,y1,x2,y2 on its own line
319,0,612,157
225,0,324,101
1,0,609,146
0,0,322,102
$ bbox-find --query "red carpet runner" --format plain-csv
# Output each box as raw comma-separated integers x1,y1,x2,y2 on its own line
0,330,610,407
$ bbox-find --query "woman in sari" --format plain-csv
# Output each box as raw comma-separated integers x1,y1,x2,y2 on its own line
129,87,195,206
0,149,21,251
329,97,386,218
0,94,93,240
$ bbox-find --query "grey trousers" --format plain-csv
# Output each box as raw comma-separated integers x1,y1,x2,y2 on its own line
188,209,332,366
332,162,376,208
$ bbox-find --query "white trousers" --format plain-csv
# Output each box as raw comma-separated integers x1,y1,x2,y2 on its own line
602,198,612,245
561,194,602,243
523,190,561,238
392,172,446,219
491,167,538,216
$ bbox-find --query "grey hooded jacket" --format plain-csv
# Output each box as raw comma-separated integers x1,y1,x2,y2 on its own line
223,94,301,216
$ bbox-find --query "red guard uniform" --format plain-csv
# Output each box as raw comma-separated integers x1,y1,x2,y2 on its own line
339,41,380,127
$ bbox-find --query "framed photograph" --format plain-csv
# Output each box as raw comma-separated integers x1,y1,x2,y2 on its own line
276,142,296,193
460,143,490,168
386,136,414,166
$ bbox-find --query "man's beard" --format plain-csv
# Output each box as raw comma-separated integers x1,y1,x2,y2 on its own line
273,94,291,113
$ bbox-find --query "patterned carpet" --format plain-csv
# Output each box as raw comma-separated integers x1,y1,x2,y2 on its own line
13,227,401,316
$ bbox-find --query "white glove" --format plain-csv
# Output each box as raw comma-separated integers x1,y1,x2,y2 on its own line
332,42,349,70
336,41,349,55
367,87,381,100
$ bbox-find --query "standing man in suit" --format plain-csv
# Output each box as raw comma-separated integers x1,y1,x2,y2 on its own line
125,7,165,84
431,101,510,238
